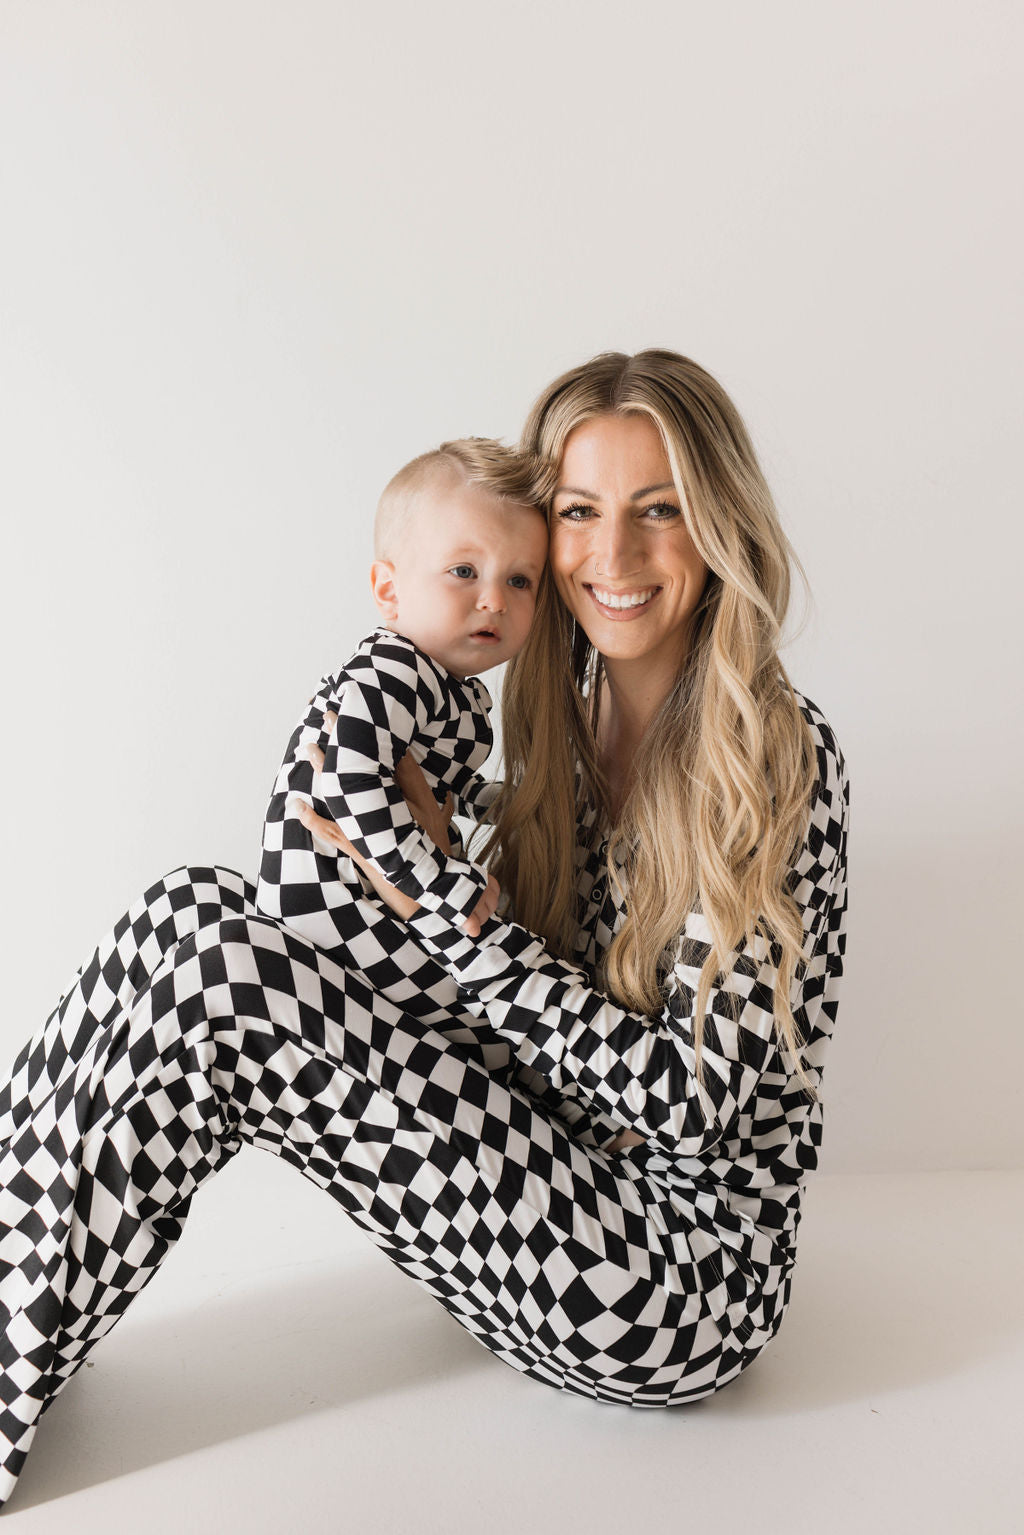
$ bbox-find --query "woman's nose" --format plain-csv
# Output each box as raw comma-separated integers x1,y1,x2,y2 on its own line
593,516,644,577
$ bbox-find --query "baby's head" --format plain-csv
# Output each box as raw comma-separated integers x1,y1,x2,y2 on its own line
371,439,549,678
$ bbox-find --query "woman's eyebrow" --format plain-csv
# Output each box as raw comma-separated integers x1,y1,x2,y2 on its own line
553,482,676,501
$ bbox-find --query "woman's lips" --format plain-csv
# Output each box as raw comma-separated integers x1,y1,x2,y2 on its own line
584,584,661,620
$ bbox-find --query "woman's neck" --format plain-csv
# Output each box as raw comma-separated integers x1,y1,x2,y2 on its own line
596,654,680,823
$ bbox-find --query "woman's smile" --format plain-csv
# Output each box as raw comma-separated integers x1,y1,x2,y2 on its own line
585,583,662,616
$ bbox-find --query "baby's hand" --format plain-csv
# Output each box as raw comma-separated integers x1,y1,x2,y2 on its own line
462,874,501,939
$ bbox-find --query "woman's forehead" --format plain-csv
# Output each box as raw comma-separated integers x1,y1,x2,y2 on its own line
556,414,672,495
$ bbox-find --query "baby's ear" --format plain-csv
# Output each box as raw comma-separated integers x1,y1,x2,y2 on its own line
370,560,399,622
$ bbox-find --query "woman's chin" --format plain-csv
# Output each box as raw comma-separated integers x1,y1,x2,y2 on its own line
570,604,655,647
576,618,694,676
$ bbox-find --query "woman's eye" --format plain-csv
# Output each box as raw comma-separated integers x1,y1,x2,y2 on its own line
556,502,595,522
643,501,681,521
507,574,532,590
448,564,476,579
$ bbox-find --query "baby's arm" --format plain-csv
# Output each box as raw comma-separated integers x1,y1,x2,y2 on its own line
449,770,503,935
313,647,492,929
296,737,500,939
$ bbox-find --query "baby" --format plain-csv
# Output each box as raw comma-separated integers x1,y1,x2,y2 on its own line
256,436,628,1152
255,438,548,965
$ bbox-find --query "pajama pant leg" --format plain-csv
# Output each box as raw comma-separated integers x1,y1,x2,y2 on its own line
0,867,507,1152
0,872,744,1509
0,867,256,1150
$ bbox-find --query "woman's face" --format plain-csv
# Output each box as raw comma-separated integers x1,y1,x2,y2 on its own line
549,413,709,674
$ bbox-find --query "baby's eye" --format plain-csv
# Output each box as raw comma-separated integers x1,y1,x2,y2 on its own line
556,501,595,522
448,564,477,579
507,574,532,590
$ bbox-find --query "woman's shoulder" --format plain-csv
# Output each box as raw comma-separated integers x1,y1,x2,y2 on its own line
786,683,849,801
783,685,850,885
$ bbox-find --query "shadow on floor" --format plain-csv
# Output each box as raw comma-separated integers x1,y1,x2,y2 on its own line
11,1258,491,1510
706,1172,1024,1417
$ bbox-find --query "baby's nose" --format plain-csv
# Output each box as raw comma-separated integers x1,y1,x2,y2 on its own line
477,583,506,612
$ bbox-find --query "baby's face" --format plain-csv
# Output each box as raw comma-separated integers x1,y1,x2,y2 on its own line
375,481,548,678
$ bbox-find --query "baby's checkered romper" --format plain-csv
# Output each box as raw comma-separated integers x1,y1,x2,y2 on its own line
256,625,626,1144
0,690,849,1509
257,627,500,948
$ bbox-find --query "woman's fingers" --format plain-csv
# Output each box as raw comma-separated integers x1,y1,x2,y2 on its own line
481,873,501,922
463,874,501,939
303,708,337,774
293,798,349,851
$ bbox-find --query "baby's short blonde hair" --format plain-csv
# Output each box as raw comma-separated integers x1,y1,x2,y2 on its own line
374,438,550,560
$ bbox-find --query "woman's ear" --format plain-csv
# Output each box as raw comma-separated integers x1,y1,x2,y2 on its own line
370,560,399,623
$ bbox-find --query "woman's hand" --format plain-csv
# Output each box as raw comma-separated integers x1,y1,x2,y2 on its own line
464,872,501,936
296,716,496,934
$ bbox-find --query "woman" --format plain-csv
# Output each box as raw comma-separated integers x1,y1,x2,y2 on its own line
0,349,849,1506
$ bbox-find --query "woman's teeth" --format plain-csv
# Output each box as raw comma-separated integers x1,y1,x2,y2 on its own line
591,587,657,610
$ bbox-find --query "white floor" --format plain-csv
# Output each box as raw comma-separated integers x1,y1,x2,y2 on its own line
3,1160,1021,1534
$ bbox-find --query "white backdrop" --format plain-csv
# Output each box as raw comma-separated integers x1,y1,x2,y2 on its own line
1,0,1020,1173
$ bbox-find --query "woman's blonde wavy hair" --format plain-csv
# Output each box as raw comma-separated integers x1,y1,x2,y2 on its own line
481,349,822,1099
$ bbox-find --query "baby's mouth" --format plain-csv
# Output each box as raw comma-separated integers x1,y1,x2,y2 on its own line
470,626,501,641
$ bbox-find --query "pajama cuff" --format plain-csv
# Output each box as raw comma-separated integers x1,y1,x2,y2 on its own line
397,850,489,928
405,909,563,984
405,909,482,968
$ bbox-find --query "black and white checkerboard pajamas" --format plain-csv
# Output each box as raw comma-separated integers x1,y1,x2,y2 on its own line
257,626,500,947
0,691,848,1508
256,623,626,1145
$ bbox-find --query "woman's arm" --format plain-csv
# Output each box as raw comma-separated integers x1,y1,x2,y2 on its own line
300,722,849,1158
403,728,850,1158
